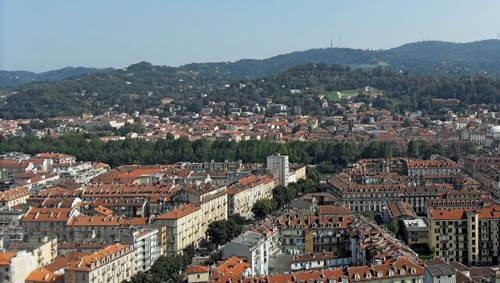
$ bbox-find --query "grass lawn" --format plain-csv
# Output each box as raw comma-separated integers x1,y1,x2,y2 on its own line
325,89,359,102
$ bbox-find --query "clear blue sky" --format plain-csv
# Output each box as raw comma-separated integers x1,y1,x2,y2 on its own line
1,0,500,72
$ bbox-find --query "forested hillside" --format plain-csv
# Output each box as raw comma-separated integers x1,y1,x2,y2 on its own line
2,61,500,119
0,66,113,88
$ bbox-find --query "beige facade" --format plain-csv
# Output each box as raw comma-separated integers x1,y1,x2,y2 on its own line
429,205,500,265
156,204,203,255
0,187,29,210
0,251,37,283
9,235,57,267
187,266,210,283
227,176,275,218
64,244,135,283
174,185,228,240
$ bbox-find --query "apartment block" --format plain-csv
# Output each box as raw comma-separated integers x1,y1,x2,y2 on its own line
0,251,37,283
155,204,203,255
429,204,500,265
227,175,275,218
64,244,136,283
267,154,289,186
0,187,29,210
8,234,57,267
174,184,228,239
222,231,270,276
122,228,161,272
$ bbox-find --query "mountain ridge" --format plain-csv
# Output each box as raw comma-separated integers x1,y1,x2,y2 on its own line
0,66,114,88
2,39,500,89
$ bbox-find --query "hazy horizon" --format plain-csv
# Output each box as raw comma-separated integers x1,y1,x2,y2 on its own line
2,0,500,72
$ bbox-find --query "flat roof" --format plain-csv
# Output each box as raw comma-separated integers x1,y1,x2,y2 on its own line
402,217,428,228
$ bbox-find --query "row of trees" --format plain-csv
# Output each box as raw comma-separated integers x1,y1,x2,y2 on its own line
0,134,477,167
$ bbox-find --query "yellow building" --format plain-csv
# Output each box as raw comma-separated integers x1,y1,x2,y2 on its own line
64,244,135,283
227,175,275,218
156,204,203,255
186,265,210,283
174,184,228,240
429,204,500,265
9,235,57,267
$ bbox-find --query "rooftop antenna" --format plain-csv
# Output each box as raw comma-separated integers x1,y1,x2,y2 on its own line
330,35,334,48
338,36,342,48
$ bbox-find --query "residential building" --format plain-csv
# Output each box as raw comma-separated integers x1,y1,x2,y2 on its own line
210,257,252,282
424,259,456,283
406,158,461,177
0,187,29,210
290,252,351,271
66,214,150,243
222,231,270,276
9,234,57,267
226,175,275,218
25,252,89,283
174,184,228,240
21,207,80,241
64,244,136,283
0,209,25,245
401,217,429,247
267,154,289,186
277,213,352,256
155,204,203,255
0,251,37,283
186,265,210,283
122,229,161,272
429,204,500,265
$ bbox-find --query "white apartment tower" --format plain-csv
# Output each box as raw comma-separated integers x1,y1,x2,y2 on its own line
267,154,289,186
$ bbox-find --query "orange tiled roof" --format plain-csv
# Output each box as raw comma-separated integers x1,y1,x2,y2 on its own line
187,265,210,274
0,252,16,267
318,205,350,215
67,214,148,227
0,187,29,201
431,204,500,220
211,257,251,281
65,244,130,272
22,207,74,222
25,268,61,283
156,203,200,220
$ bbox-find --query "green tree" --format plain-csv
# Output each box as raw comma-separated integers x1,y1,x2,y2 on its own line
388,219,400,235
206,219,242,246
251,199,276,219
128,272,151,283
147,255,185,283
306,166,320,183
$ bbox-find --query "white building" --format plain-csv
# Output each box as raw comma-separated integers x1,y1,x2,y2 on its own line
123,229,161,272
0,251,37,283
486,125,500,152
267,154,289,186
222,231,270,276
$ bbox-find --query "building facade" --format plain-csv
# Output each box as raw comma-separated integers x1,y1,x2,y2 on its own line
429,204,500,265
64,244,136,283
267,154,289,186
